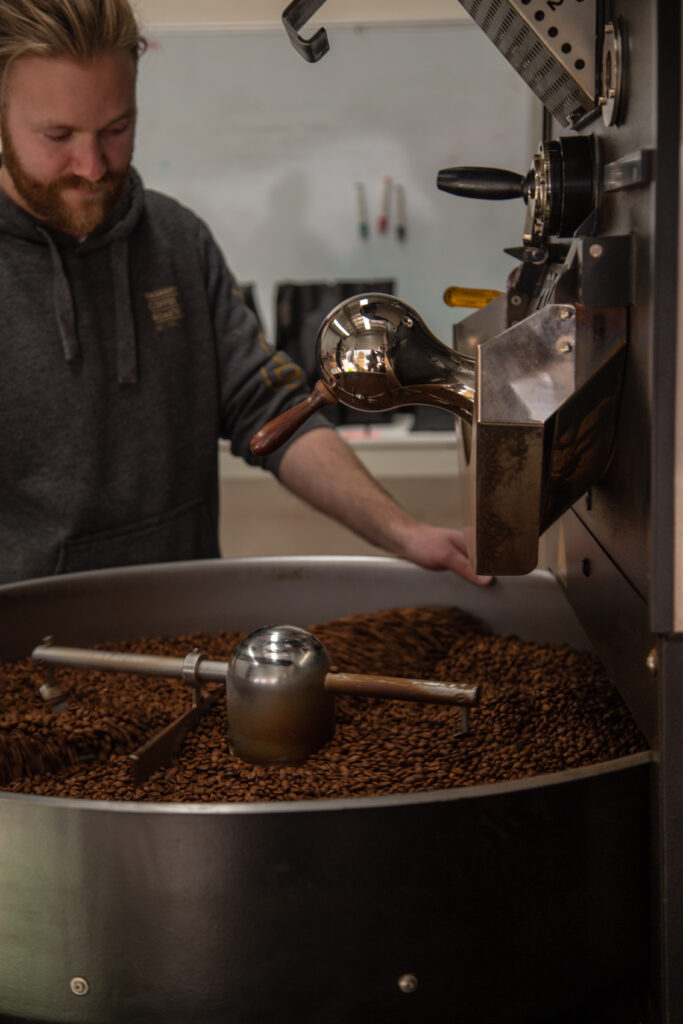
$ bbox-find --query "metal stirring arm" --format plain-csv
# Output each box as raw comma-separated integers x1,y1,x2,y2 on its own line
32,640,230,784
33,634,482,770
128,688,224,785
32,642,230,684
326,670,479,738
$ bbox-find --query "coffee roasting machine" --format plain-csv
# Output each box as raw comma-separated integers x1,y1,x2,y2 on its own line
0,0,680,1021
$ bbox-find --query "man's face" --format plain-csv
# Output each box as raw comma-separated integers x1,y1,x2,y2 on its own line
0,50,136,236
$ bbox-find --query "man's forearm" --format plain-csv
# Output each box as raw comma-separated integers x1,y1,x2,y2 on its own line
277,427,417,557
277,427,492,586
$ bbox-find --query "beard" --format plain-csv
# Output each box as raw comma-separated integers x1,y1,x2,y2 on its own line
1,124,129,237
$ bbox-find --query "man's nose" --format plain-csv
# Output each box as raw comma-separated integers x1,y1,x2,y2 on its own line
71,136,107,181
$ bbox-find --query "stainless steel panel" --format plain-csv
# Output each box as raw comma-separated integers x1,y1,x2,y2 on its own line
458,0,597,126
0,556,594,659
563,0,657,607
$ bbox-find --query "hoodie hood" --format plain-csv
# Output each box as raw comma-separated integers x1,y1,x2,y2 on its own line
0,167,146,383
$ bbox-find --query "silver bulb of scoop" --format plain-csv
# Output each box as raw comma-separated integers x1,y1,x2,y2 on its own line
316,293,475,422
226,625,334,766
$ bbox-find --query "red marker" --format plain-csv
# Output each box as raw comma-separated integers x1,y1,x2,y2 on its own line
377,175,392,234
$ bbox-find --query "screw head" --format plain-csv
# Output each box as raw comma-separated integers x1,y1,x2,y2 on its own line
559,307,573,320
398,973,418,994
558,340,573,354
589,243,604,259
70,977,89,997
510,294,523,306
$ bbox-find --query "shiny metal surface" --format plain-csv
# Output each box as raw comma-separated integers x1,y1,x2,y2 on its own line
0,557,650,1023
477,303,577,423
467,1,680,1014
599,20,626,128
457,0,597,127
226,625,334,765
603,149,654,192
523,144,557,246
441,136,598,249
226,624,483,763
32,642,230,684
310,288,625,575
0,557,595,659
249,294,477,457
472,302,627,574
31,642,231,780
317,293,475,422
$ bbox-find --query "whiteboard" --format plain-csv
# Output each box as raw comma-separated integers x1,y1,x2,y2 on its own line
134,22,541,342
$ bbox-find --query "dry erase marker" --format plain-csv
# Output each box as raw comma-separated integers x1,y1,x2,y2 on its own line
395,184,406,241
355,183,369,239
377,175,392,233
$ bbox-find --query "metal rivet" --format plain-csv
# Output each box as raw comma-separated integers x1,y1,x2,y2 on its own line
398,973,418,993
589,243,603,259
558,340,573,354
510,294,523,306
70,977,89,997
403,317,414,328
528,247,547,263
646,649,658,675
559,307,573,320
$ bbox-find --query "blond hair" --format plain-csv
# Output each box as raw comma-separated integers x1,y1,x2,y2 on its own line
0,0,146,96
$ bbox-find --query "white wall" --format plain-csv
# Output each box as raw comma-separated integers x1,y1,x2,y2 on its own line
134,24,540,343
134,0,469,29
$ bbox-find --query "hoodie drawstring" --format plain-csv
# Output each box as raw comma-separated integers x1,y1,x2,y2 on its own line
38,228,139,385
39,228,80,364
110,237,138,385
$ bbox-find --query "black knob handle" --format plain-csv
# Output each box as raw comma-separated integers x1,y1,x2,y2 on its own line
437,166,527,200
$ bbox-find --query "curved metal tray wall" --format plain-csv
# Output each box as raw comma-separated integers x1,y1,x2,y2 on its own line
0,558,652,1023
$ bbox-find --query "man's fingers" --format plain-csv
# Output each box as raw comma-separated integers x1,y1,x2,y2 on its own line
450,552,494,586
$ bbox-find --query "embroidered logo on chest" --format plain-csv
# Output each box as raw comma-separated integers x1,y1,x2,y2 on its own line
145,286,185,332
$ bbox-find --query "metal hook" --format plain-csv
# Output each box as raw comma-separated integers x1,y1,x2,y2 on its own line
282,0,330,63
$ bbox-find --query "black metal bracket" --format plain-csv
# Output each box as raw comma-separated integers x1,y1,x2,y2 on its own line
282,0,330,62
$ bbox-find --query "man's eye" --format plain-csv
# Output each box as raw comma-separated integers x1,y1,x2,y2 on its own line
45,133,71,142
105,123,129,136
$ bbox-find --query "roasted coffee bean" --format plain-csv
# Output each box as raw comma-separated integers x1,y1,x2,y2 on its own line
0,608,647,801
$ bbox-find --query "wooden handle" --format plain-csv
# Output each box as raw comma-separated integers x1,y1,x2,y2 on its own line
250,380,337,456
324,671,480,707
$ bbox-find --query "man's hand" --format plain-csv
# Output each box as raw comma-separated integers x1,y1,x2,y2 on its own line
392,522,493,586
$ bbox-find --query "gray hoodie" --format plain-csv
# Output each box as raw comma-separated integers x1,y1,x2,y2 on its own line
0,168,328,583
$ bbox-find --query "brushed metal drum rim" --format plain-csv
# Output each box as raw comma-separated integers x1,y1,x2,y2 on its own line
0,749,653,815
0,554,649,814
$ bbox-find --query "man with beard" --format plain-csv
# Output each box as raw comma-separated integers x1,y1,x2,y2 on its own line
0,0,491,587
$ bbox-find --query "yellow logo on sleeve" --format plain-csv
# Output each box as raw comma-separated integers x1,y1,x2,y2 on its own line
256,331,303,390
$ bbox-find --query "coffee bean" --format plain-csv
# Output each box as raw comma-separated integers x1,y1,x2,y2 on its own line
0,608,647,801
